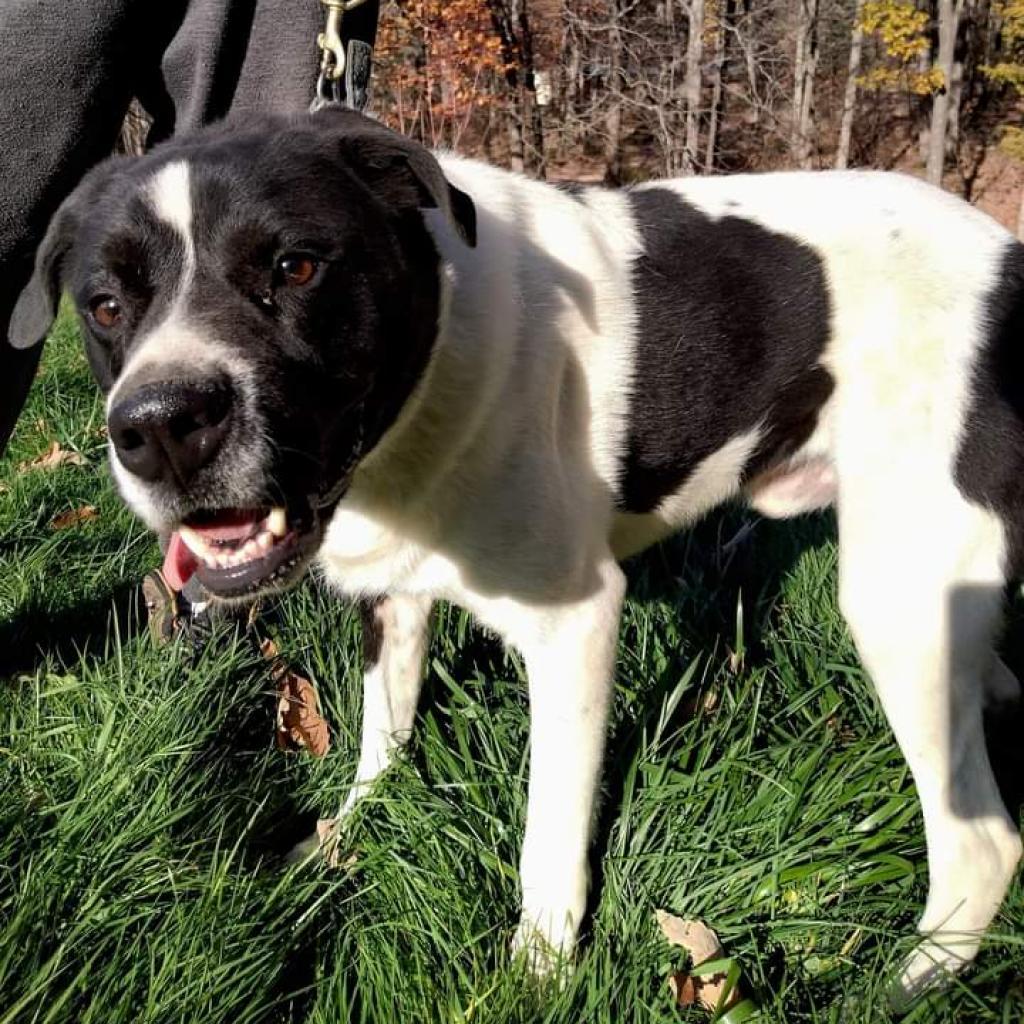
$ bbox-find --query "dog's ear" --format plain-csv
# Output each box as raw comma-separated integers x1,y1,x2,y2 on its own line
9,196,82,350
327,113,477,248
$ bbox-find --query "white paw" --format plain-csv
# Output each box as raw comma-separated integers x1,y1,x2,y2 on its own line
888,935,979,1012
510,913,576,979
285,817,350,868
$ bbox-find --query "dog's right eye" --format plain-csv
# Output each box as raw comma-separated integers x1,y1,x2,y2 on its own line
89,295,123,330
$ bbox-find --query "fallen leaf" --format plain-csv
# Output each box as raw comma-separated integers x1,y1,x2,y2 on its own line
50,505,98,530
667,969,699,1007
19,440,86,472
657,910,723,963
656,909,742,1014
274,665,330,757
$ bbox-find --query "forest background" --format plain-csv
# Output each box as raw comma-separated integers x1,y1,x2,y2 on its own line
330,0,1024,236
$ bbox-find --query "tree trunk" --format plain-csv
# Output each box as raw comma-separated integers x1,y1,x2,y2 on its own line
604,0,625,184
518,0,546,178
835,0,865,169
704,0,730,173
684,0,705,173
927,0,965,186
792,0,820,169
485,0,547,175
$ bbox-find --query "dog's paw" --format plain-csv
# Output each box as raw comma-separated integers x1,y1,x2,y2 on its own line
510,916,575,981
285,830,323,866
285,817,349,868
887,936,979,1013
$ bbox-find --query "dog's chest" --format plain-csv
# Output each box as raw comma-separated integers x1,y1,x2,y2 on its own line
316,501,463,600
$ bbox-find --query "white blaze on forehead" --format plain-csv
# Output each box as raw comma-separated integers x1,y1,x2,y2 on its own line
147,160,194,249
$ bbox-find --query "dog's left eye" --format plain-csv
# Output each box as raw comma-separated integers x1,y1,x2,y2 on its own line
276,255,319,288
89,295,123,329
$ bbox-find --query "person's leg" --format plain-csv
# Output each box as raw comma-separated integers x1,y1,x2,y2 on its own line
0,0,182,456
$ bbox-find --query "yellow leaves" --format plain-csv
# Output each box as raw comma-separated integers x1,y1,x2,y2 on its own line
860,0,930,61
858,0,940,94
994,1,1024,47
998,125,1024,162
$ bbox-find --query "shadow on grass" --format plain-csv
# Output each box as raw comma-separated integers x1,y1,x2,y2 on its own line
0,577,142,677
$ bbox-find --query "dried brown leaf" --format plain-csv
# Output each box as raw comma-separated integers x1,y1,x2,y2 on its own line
656,909,722,964
667,970,699,1007
50,505,99,530
275,668,330,757
657,910,742,1013
19,440,86,472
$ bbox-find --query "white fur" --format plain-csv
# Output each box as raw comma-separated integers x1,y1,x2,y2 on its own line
108,152,1022,1001
315,164,1022,998
107,160,268,530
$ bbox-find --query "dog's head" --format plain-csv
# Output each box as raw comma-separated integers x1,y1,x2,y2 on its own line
9,110,475,601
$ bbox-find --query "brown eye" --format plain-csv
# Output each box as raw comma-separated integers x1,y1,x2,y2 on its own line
89,296,122,329
276,255,318,287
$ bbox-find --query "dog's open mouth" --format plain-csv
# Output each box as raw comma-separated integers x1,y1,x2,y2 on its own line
162,505,322,599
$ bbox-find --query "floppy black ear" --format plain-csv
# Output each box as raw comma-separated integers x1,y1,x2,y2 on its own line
324,112,477,248
8,200,80,350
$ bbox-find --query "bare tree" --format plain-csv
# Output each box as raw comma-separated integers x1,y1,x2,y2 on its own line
927,0,966,185
486,0,547,176
605,0,626,182
704,0,731,172
835,0,865,169
684,0,706,172
792,0,820,168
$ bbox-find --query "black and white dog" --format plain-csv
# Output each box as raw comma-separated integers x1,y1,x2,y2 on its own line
10,109,1024,1004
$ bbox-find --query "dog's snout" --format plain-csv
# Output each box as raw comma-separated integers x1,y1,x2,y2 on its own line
108,377,234,484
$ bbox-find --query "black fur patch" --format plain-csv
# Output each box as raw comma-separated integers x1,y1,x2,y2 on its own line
621,188,834,513
955,241,1024,575
360,597,385,668
554,181,589,201
62,112,465,524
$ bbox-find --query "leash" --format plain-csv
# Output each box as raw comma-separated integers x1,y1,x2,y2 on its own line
313,0,379,111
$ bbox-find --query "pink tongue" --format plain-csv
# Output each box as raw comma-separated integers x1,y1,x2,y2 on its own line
162,531,199,590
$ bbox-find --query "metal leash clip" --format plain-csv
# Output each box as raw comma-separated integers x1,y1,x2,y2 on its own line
315,0,371,108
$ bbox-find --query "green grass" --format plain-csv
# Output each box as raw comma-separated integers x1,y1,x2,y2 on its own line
2,313,1023,1024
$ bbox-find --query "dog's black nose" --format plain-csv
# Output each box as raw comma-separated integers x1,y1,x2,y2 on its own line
108,378,234,484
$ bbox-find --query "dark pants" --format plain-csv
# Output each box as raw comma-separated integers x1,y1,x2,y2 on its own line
0,0,378,456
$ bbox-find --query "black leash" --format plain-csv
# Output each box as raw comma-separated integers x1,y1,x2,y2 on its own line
313,0,380,111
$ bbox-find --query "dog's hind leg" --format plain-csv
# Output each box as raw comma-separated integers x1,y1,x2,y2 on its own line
289,592,432,862
837,487,1022,1008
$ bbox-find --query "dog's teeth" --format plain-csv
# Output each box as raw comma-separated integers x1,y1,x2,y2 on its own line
239,539,260,562
255,530,273,552
267,507,287,538
179,525,209,559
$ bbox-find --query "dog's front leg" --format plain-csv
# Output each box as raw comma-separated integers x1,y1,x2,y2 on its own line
291,593,432,862
340,593,433,816
511,557,627,974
